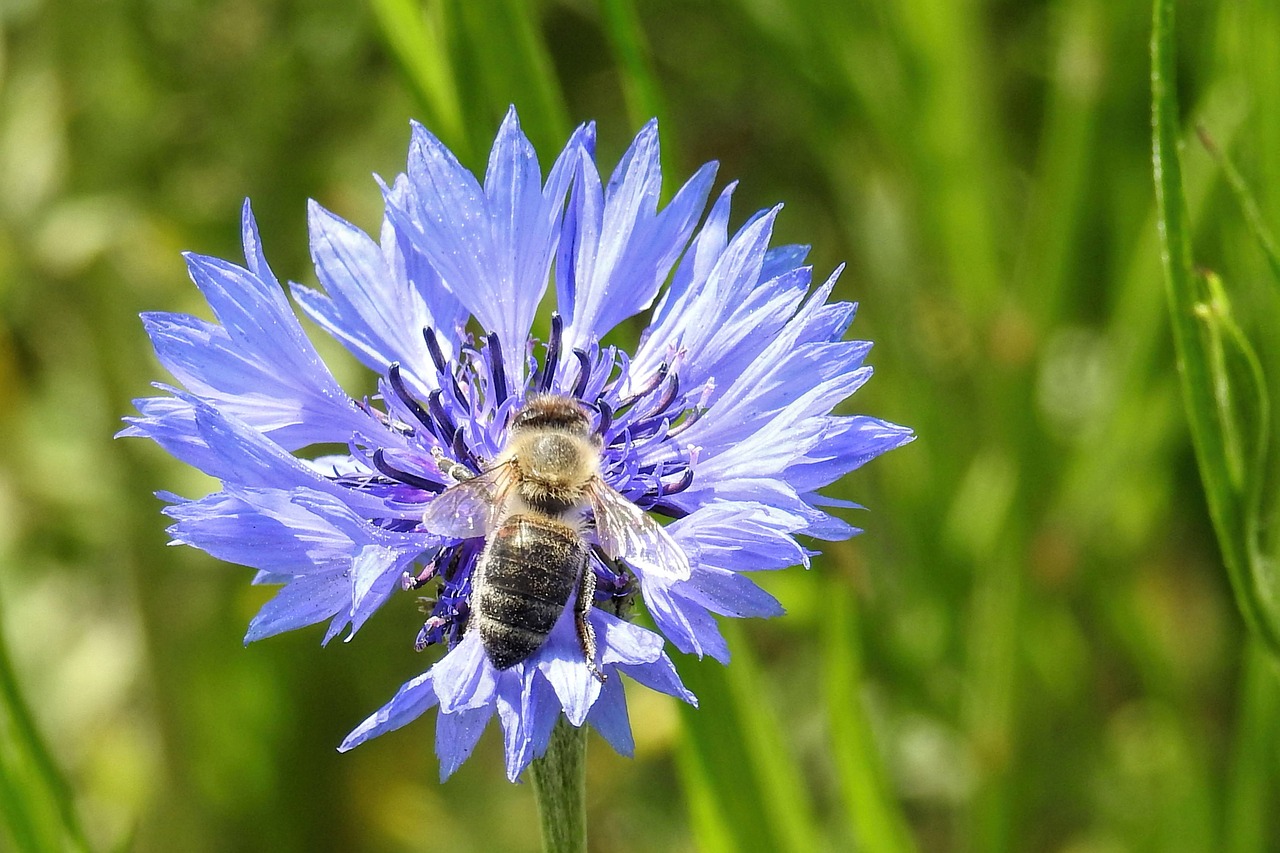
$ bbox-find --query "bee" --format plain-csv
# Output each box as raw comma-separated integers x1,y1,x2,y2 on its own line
423,394,691,680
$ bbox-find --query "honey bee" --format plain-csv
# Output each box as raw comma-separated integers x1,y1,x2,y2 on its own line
423,394,691,680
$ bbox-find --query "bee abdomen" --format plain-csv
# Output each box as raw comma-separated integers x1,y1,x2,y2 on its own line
475,514,588,669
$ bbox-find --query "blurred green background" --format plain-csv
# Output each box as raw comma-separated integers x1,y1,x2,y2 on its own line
3,0,1280,850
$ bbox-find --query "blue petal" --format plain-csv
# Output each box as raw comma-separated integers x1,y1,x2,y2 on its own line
535,607,602,726
433,633,498,713
120,392,209,460
165,487,359,573
157,395,389,517
339,671,438,752
388,110,579,384
640,579,729,662
245,568,350,643
526,673,563,768
382,175,470,340
496,668,553,781
292,200,443,395
168,487,426,644
586,674,634,757
240,199,278,288
783,416,915,491
140,310,368,450
484,109,548,351
632,206,811,393
596,610,667,665
437,705,495,781
680,566,784,619
760,244,810,281
348,544,413,637
559,121,717,351
646,182,736,336
670,502,811,572
609,627,698,706
174,235,362,440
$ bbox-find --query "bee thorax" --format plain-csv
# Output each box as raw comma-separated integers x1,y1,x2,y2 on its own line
510,431,596,516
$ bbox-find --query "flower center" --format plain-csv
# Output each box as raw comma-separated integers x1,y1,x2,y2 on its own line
334,315,703,652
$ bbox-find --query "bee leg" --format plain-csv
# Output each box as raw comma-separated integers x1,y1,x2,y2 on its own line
430,446,476,483
575,566,606,683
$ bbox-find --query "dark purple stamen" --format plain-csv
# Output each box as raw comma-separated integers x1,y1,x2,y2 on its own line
535,314,564,393
415,617,445,652
375,517,428,532
413,543,477,651
427,389,457,442
615,362,669,409
422,327,449,375
650,372,681,415
424,326,467,402
487,332,509,405
660,466,695,495
648,502,690,519
595,399,614,438
372,448,444,493
571,349,593,399
450,426,475,469
387,363,434,436
668,406,704,438
439,544,467,582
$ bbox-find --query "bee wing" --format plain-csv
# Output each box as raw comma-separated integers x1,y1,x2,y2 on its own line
421,462,515,539
587,480,692,582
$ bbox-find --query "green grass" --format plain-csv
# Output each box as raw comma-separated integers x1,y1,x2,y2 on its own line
2,0,1279,849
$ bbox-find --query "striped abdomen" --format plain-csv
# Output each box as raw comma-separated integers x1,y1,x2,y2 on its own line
473,514,588,669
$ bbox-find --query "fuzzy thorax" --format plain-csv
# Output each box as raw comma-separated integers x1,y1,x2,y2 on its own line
504,428,601,517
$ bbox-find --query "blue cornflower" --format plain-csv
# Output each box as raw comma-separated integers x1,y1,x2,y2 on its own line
124,109,913,782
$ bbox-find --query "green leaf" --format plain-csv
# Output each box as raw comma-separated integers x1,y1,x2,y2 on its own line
1196,125,1280,285
825,585,917,853
445,0,570,159
370,0,472,162
0,602,91,853
1152,0,1280,656
675,626,820,853
598,0,681,196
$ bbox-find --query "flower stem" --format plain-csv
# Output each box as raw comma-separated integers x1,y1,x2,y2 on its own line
529,717,588,853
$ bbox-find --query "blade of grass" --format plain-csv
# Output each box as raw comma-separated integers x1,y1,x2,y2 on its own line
673,720,739,853
1195,124,1280,283
888,0,1004,319
675,626,820,853
370,0,471,162
1018,0,1105,330
1225,641,1279,853
825,583,916,853
1152,0,1280,654
675,658,784,852
598,0,665,132
718,622,820,853
0,599,90,853
447,0,570,158
598,0,680,195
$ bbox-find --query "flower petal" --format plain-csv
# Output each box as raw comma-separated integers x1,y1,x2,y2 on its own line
433,633,499,713
292,200,443,395
586,674,634,757
339,671,439,752
436,705,495,781
534,609,606,727
559,122,717,350
245,569,350,643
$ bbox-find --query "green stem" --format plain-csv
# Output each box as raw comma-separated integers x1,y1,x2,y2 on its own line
529,718,588,853
1225,641,1279,852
